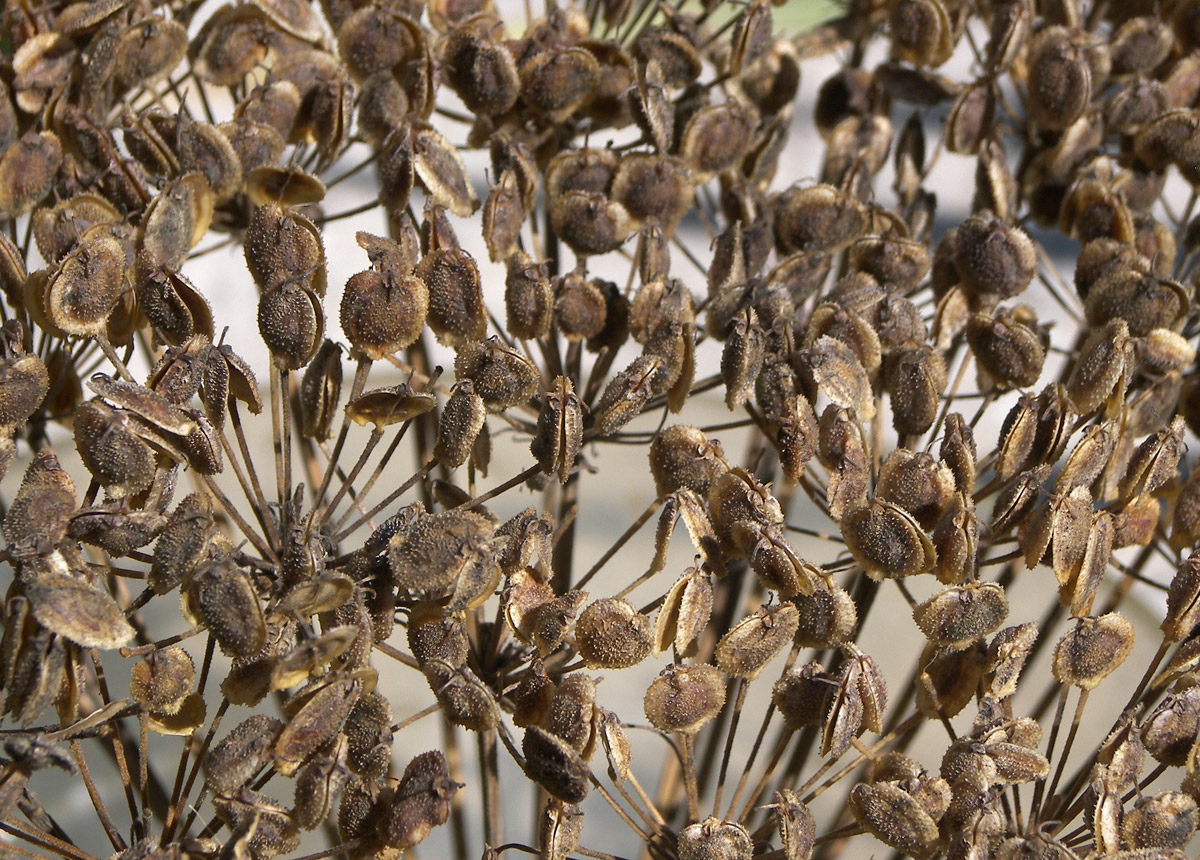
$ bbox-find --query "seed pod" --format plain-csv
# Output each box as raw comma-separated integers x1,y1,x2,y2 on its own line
1027,27,1091,131
293,734,349,831
441,23,519,117
1121,416,1185,502
505,252,553,339
966,309,1044,390
538,799,583,860
523,726,590,803
381,750,461,849
715,603,799,679
258,285,324,371
655,566,712,657
550,191,633,256
913,583,1008,650
576,598,652,669
410,246,485,347
1165,554,1200,642
915,640,987,719
1142,684,1200,766
298,339,342,441
24,572,134,650
1052,613,1135,690
792,585,857,648
520,47,600,123
611,154,694,237
798,335,874,421
130,647,194,715
0,131,62,219
343,691,394,780
527,375,582,483
3,450,76,558
205,714,286,796
772,662,832,731
774,184,867,255
773,791,816,860
454,339,540,410
339,268,428,361
592,353,668,436
388,509,494,600
435,381,486,469
986,622,1038,700
953,213,1036,303
1122,791,1197,849
721,309,765,410
149,493,214,595
843,497,936,580
644,663,726,734
649,425,728,498
850,782,939,860
191,559,267,658
680,102,756,180
275,677,361,776
677,818,752,860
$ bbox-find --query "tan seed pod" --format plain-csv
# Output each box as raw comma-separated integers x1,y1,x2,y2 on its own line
271,626,360,690
299,339,342,441
985,622,1038,700
914,583,1009,650
773,184,867,255
505,252,553,340
413,247,485,347
680,102,756,180
204,714,286,797
538,800,583,860
773,790,816,860
454,339,540,410
24,572,134,650
550,191,633,256
1142,684,1200,766
592,353,668,436
644,663,726,735
343,691,394,780
649,425,728,498
772,662,831,731
149,492,214,595
258,285,324,370
575,598,652,669
293,734,350,831
655,566,713,657
715,603,799,680
3,450,76,558
966,309,1045,390
611,153,694,237
434,380,487,469
1052,613,1135,690
520,47,600,122
849,782,939,860
798,335,874,421
677,818,752,860
1066,318,1132,414
1122,791,1198,849
346,383,436,430
339,269,428,362
0,131,62,220
129,647,194,714
553,272,609,342
915,640,987,719
522,726,590,804
531,376,583,484
275,677,361,776
632,28,701,88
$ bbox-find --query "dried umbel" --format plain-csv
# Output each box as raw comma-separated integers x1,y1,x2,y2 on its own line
5,0,1200,858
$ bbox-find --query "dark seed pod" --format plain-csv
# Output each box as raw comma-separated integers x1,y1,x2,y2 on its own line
986,622,1039,700
1123,791,1198,849
149,493,214,595
611,154,694,237
505,252,553,339
844,497,936,580
276,677,361,776
792,586,857,648
592,353,669,436
520,47,600,123
649,425,728,498
299,339,342,441
522,726,590,804
1026,27,1092,131
850,782,939,860
343,691,394,780
551,191,633,256
258,285,324,370
294,734,350,831
0,132,62,219
576,598,652,669
644,663,726,734
74,401,156,498
774,184,867,255
434,380,487,468
340,268,428,361
1142,683,1200,765
913,583,1008,650
3,450,76,558
24,571,134,650
966,309,1045,390
191,559,267,658
454,339,540,410
915,640,986,718
414,247,486,347
539,799,583,860
381,750,461,849
205,714,286,797
953,213,1036,303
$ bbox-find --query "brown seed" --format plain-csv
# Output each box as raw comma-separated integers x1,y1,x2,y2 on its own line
0,132,62,219
505,252,553,339
130,647,194,714
435,380,487,469
1052,613,1135,690
294,734,350,831
276,677,361,776
531,376,583,484
1123,791,1198,849
677,818,752,860
522,726,590,803
24,572,134,650
520,47,600,122
191,559,267,658
843,497,936,580
953,213,1036,302
205,714,286,797
849,782,939,860
715,603,799,680
655,566,713,657
913,583,1009,650
381,750,461,849
985,622,1039,700
1026,27,1092,131
414,247,486,346
643,663,726,734
576,598,652,669
454,339,540,410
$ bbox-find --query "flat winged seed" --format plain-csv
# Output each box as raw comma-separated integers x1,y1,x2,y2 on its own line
849,782,939,860
25,573,133,650
799,336,875,420
774,790,816,860
1052,613,1135,690
986,623,1038,699
205,715,286,796
275,678,361,776
655,567,713,657
913,583,1008,649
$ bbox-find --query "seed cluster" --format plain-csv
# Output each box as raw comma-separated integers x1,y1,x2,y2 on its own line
3,0,1200,858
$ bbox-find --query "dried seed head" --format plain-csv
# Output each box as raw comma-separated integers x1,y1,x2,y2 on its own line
655,566,713,657
454,339,540,410
644,663,726,734
505,252,553,340
916,640,987,719
843,497,936,580
1026,27,1092,131
576,598,653,669
1142,684,1200,766
966,309,1045,390
774,184,867,255
3,450,76,558
1052,613,1135,689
